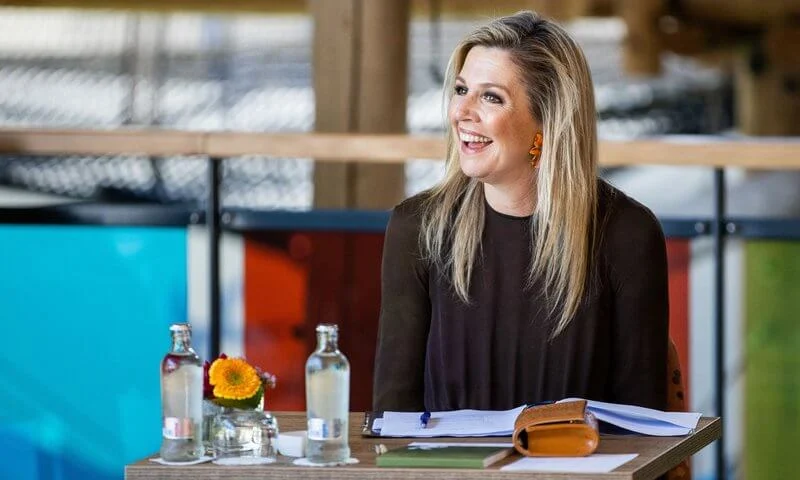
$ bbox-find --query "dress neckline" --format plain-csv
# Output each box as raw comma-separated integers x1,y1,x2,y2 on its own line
484,198,533,220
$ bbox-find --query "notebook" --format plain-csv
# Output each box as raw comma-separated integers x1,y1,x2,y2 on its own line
376,442,515,469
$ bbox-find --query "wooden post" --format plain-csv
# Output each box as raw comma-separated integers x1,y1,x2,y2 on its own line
310,0,409,209
309,0,359,208
735,23,800,136
620,0,664,76
353,0,409,209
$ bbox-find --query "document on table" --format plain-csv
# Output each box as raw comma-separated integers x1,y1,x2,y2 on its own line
500,454,638,473
379,405,526,437
561,398,702,436
376,399,701,438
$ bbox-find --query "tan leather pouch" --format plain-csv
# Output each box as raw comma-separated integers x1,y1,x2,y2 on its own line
512,400,599,457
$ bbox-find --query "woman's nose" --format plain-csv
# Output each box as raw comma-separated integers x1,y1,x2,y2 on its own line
453,95,477,122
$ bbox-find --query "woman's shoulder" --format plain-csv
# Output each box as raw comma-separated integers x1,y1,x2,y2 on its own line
392,191,430,218
383,192,431,269
598,180,665,250
386,191,431,238
392,190,431,227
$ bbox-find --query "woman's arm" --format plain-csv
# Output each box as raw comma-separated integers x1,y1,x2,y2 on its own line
372,201,431,411
606,196,669,410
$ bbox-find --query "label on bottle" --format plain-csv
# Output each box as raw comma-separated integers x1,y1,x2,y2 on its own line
307,418,344,440
163,417,195,440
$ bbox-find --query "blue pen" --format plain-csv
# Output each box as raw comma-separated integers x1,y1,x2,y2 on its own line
419,411,431,429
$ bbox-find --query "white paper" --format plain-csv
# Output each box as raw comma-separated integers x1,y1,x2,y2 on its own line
560,398,702,436
500,454,638,473
408,442,514,448
380,405,525,437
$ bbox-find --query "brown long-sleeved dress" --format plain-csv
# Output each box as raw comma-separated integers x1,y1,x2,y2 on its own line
372,181,668,412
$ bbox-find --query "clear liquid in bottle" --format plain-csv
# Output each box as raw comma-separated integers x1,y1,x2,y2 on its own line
305,323,350,464
160,323,204,462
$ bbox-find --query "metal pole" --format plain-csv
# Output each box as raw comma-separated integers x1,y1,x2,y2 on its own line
208,158,221,360
713,167,726,479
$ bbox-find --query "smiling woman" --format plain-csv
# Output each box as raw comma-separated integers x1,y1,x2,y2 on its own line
373,11,669,415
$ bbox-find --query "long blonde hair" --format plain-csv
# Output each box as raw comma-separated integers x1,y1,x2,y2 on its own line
420,11,599,337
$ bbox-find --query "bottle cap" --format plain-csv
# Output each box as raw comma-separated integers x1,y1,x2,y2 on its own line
316,324,338,335
169,323,192,334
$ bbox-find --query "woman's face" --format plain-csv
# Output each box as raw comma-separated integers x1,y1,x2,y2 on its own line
449,46,541,186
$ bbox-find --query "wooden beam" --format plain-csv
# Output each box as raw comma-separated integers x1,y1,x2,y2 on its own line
0,128,205,156
3,129,800,170
0,0,583,15
206,133,443,161
0,0,308,13
598,137,800,170
211,134,800,170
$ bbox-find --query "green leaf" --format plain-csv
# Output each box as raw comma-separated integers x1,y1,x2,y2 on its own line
212,385,263,410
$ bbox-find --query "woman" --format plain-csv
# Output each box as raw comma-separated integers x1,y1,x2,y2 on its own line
373,11,668,413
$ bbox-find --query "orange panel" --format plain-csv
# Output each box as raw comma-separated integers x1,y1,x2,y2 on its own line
666,239,690,404
244,232,310,411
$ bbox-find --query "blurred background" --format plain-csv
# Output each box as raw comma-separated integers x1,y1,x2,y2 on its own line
0,1,798,479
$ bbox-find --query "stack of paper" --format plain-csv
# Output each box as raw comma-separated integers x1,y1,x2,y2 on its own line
379,406,525,437
561,398,702,436
378,399,701,438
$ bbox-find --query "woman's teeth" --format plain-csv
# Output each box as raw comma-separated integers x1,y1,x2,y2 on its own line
459,132,491,143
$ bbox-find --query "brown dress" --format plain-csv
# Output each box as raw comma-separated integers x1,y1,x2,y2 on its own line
373,181,669,412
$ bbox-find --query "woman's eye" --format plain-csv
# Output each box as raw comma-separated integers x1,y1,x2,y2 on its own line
454,85,467,95
482,92,502,104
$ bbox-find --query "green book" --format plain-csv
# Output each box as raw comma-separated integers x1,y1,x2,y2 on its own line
376,443,514,469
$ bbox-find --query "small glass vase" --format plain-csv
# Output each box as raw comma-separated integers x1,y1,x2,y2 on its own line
211,407,280,465
202,400,223,456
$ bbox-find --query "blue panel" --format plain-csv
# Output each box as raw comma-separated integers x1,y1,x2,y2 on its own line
0,226,187,480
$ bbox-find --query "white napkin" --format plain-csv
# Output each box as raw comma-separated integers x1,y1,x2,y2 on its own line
277,430,308,457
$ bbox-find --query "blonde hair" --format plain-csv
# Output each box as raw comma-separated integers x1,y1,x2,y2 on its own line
420,11,599,338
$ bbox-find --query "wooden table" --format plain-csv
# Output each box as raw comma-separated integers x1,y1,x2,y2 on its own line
126,412,721,480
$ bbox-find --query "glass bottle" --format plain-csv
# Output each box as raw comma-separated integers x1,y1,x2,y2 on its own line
305,323,350,464
160,323,204,461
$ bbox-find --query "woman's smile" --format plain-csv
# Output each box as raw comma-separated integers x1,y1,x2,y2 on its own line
458,128,494,154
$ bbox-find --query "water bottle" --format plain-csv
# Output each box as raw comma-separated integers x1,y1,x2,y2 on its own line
160,323,204,461
305,323,351,464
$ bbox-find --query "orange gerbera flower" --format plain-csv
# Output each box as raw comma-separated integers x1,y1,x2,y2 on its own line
208,357,261,400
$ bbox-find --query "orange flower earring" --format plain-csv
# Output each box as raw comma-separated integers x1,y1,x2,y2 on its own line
529,132,543,167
